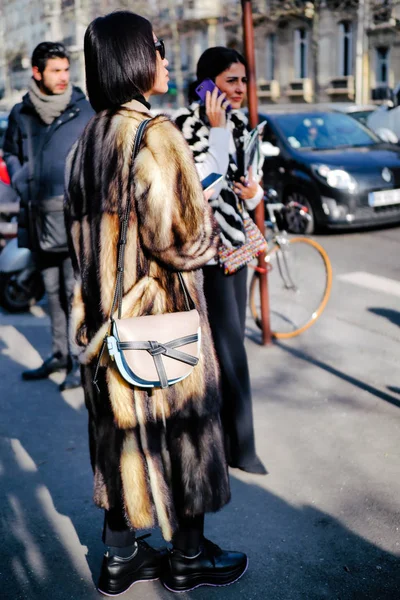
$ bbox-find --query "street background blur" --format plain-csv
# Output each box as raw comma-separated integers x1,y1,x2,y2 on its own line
1,0,400,112
1,1,400,599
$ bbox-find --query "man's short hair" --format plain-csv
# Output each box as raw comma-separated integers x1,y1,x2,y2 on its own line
31,42,70,73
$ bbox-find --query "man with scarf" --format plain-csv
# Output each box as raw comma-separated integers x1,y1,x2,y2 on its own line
3,42,93,390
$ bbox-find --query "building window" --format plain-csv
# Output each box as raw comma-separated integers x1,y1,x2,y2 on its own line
373,0,392,25
376,46,390,86
266,34,276,81
294,28,308,79
339,22,353,76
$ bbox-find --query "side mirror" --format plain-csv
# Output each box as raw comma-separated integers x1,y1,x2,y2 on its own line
261,141,280,157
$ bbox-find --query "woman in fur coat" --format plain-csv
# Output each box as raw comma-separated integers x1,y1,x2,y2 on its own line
175,47,267,477
64,11,247,597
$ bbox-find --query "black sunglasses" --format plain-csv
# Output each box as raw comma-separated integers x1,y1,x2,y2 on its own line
155,39,165,60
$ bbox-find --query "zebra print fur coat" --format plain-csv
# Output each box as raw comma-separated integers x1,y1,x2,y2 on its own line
175,102,248,249
64,100,230,541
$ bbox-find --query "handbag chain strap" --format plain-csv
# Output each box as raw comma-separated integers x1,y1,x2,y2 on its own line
109,118,194,323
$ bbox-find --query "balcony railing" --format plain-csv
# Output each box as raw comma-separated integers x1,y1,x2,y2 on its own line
326,75,355,100
287,78,313,103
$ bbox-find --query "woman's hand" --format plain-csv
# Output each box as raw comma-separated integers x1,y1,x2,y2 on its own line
205,86,229,128
203,187,214,202
233,166,258,200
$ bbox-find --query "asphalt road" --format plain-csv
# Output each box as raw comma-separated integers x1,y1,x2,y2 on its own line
0,224,399,600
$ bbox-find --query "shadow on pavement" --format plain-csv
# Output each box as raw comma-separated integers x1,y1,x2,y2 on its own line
1,327,400,599
387,386,400,395
275,340,400,411
368,307,400,329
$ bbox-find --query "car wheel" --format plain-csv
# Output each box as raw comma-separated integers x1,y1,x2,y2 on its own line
284,190,315,234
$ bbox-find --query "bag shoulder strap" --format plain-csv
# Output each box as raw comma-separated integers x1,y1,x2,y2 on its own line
109,118,195,322
110,118,149,320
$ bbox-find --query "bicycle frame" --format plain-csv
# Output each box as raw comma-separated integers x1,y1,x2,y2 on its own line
250,199,332,338
264,201,300,292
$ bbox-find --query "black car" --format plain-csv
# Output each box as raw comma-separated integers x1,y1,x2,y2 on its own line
260,110,400,233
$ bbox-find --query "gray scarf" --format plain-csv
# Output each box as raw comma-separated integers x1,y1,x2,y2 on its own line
28,79,73,125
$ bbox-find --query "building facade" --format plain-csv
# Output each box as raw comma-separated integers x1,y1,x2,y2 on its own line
0,0,156,107
0,0,400,110
253,0,400,106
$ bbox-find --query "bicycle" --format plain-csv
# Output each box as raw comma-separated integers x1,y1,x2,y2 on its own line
249,197,332,339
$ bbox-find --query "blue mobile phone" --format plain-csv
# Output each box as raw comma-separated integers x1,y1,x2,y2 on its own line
195,79,232,113
201,172,223,191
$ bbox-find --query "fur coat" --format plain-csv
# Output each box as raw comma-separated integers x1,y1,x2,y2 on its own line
64,100,230,541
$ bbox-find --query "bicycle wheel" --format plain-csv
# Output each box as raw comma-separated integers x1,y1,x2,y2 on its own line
249,237,332,339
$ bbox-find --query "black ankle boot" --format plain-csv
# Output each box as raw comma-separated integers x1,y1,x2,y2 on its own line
161,538,248,593
22,353,68,381
59,359,82,391
98,536,163,596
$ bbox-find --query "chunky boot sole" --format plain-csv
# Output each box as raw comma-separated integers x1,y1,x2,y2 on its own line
97,566,160,596
161,557,248,593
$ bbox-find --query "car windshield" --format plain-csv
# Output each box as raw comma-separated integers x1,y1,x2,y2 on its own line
273,112,380,150
347,110,374,126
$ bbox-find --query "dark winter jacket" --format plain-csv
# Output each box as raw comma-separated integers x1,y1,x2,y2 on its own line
3,86,93,249
64,100,230,541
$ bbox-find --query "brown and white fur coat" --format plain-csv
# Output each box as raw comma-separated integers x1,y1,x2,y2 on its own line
64,101,230,541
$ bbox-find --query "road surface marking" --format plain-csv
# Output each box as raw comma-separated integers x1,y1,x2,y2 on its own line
338,271,400,298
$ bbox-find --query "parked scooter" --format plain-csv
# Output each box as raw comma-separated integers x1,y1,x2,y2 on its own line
0,235,44,313
0,150,45,311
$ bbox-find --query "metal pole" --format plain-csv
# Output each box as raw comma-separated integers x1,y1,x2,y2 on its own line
362,0,370,105
168,0,185,108
241,0,272,345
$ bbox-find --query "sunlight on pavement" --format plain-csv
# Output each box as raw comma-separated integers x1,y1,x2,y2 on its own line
9,494,47,579
11,555,30,588
0,324,85,411
0,325,42,368
36,485,91,583
60,387,85,411
29,305,47,319
10,438,37,472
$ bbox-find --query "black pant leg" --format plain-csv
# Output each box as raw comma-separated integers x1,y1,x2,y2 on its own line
102,507,136,548
202,266,257,467
172,514,205,555
233,265,248,340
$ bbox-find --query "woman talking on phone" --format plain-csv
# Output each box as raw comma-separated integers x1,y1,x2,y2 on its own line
175,47,267,476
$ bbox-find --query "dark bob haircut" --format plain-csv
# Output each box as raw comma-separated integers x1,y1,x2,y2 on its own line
188,46,247,103
84,11,157,113
31,42,69,74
